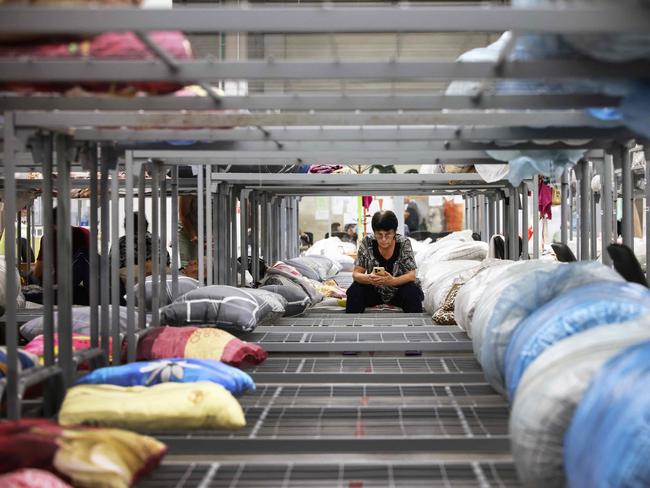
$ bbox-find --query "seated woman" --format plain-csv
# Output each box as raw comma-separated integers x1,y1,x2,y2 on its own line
346,210,424,313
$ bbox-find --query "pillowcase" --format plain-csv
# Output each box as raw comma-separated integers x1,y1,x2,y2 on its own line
134,326,267,367
159,285,274,332
285,259,321,281
76,358,255,395
134,276,201,311
260,285,310,317
0,419,166,488
24,334,114,367
242,288,287,320
261,265,323,304
289,256,341,280
20,306,147,342
58,381,246,430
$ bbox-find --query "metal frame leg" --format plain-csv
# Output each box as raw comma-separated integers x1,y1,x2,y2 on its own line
579,159,591,260
151,164,160,326
124,151,136,363
55,135,74,386
3,112,19,418
137,162,147,330
521,182,529,260
601,152,614,266
99,146,111,361
171,166,179,299
110,163,121,366
620,143,634,248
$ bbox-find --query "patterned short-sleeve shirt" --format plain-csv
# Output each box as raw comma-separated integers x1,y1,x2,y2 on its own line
355,234,420,303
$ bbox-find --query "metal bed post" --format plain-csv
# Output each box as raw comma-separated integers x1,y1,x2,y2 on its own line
590,159,599,260
205,164,213,286
575,168,581,259
268,196,277,265
3,112,19,418
215,182,225,285
88,144,99,350
16,208,21,275
481,194,489,243
110,161,121,366
475,195,481,236
171,166,179,299
137,162,146,329
224,185,232,285
495,193,501,236
251,191,260,282
124,151,136,363
578,159,591,260
601,152,614,266
288,197,295,257
276,198,283,260
565,169,572,243
502,192,509,256
487,195,495,242
532,175,539,259
463,196,468,230
159,163,168,294
508,186,518,260
197,165,205,285
295,196,301,256
210,178,222,285
26,202,32,277
240,188,250,287
38,133,57,415
260,192,268,267
55,135,74,387
99,146,111,361
151,164,160,327
620,143,634,248
521,182,529,260
230,186,239,286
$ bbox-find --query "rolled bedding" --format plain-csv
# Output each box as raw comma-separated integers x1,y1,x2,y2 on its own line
505,281,650,399
564,339,650,488
510,317,650,488
472,260,622,395
453,260,515,336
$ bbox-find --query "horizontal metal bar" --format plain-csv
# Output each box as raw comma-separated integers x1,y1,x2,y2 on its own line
143,151,499,163
15,110,621,128
268,188,505,196
256,325,466,332
258,343,473,353
129,139,606,154
0,93,623,111
2,59,649,82
249,373,488,384
68,126,634,142
159,437,511,455
0,5,647,34
207,173,509,185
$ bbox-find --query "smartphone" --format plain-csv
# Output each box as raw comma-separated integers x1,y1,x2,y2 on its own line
372,266,386,275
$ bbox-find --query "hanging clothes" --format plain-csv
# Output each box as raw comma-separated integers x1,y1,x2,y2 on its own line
538,178,553,219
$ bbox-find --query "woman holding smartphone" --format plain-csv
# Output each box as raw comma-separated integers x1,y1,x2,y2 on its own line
346,210,423,313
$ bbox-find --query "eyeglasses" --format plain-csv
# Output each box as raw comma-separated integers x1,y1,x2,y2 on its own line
375,232,396,241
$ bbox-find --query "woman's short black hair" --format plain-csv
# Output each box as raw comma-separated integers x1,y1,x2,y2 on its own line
371,210,398,233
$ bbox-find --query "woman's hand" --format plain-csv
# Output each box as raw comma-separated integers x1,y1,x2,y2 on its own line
369,271,394,286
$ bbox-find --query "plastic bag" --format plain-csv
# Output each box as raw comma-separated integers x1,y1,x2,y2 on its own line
454,260,514,336
510,318,650,487
564,340,650,488
505,281,650,399
474,261,623,395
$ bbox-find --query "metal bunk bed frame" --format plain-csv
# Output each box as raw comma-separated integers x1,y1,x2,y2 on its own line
1,3,649,485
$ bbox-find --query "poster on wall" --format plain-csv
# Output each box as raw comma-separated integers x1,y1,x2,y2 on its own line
314,196,330,220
